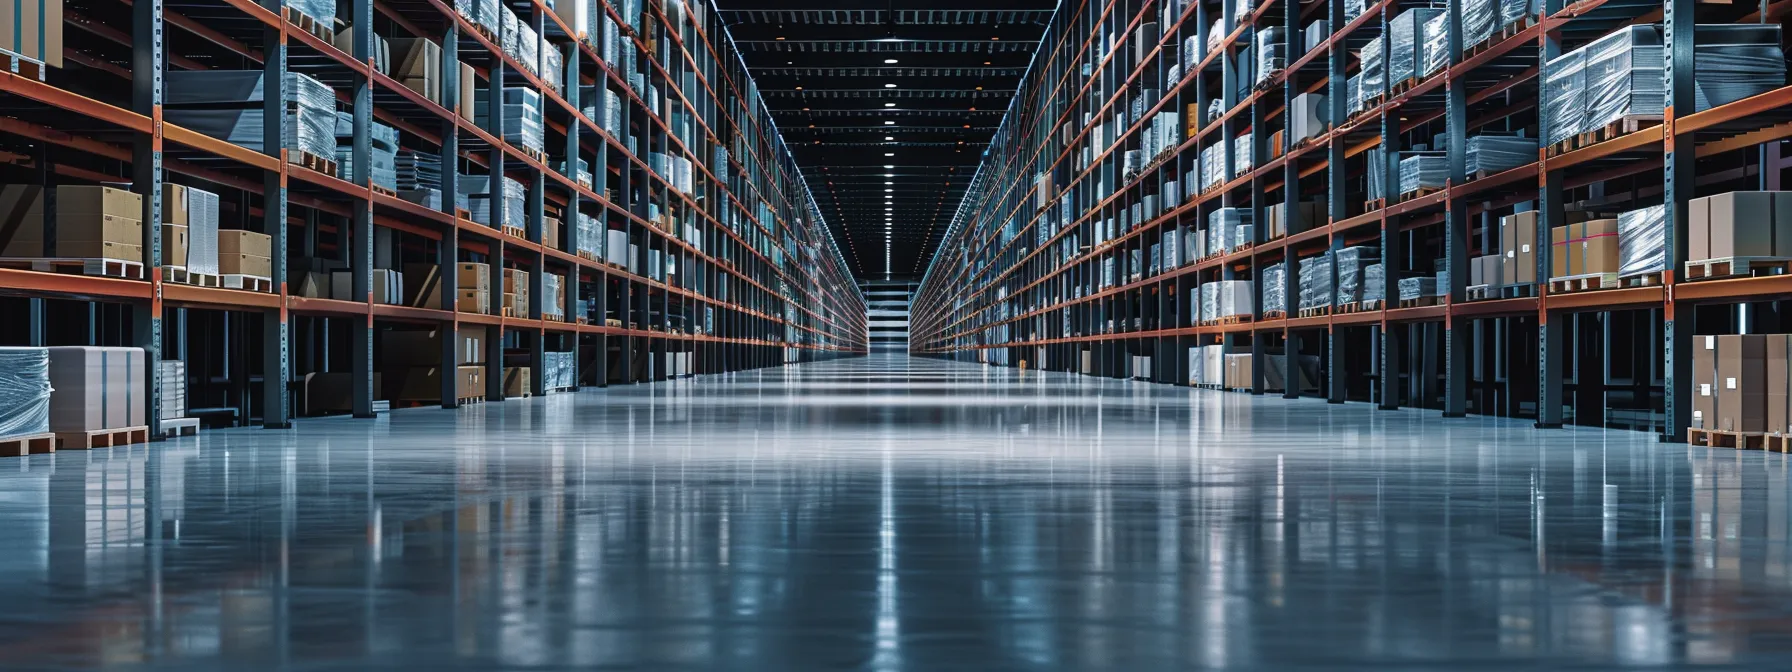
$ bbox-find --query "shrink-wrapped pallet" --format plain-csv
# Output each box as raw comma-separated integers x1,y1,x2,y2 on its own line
1361,36,1385,101
158,359,186,421
1362,263,1385,307
1298,251,1333,311
0,348,51,438
1582,27,1664,131
1693,25,1787,111
1398,276,1439,301
1262,262,1287,313
47,347,145,432
1335,246,1380,306
1543,50,1586,147
1422,13,1449,77
165,71,337,161
1618,204,1667,277
1466,134,1536,175
1398,153,1447,194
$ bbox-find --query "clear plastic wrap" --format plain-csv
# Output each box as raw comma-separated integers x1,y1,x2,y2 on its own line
543,351,576,390
1464,0,1496,47
159,359,186,421
1305,21,1329,54
1232,133,1253,177
1498,0,1531,27
1543,50,1586,146
186,187,220,276
1233,0,1252,26
164,71,337,160
1163,228,1181,268
1422,13,1449,77
1206,19,1224,55
1220,279,1254,317
1201,144,1224,190
1583,26,1664,131
541,37,564,92
0,347,51,438
1345,0,1365,21
1361,36,1385,100
1362,263,1385,307
289,0,335,25
1200,283,1219,322
1390,8,1442,86
1335,246,1381,306
1298,251,1334,311
542,274,564,318
1694,34,1786,111
1618,204,1667,277
1398,276,1438,300
1209,208,1251,252
1367,148,1388,200
1398,153,1447,194
1257,27,1285,85
576,213,602,258
1262,262,1287,313
1466,134,1536,174
1347,74,1363,113
477,87,544,154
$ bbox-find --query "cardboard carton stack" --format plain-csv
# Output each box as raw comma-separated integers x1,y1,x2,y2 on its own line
219,230,272,278
0,185,142,262
1687,191,1792,262
503,268,529,316
166,185,220,275
1548,218,1619,279
1692,334,1773,434
330,268,404,304
1223,353,1255,391
46,346,146,433
380,328,485,401
1468,253,1504,288
1500,210,1538,285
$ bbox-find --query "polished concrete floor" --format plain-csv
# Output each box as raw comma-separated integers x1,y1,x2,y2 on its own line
0,354,1787,669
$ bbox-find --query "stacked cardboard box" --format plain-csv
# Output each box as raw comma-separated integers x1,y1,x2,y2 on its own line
0,185,143,262
220,230,272,278
393,37,443,102
1500,210,1538,285
1224,354,1255,390
1548,218,1619,278
503,367,532,396
1687,191,1792,261
46,346,146,432
0,0,63,68
166,184,220,275
0,347,52,439
1468,254,1504,287
459,263,491,313
503,268,529,315
1692,334,1770,433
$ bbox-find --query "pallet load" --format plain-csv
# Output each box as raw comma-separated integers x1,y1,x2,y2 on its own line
1397,153,1446,195
1208,208,1251,255
1466,134,1535,175
1261,262,1287,315
219,229,272,283
1549,218,1620,282
461,175,527,230
46,346,148,449
1223,354,1255,391
157,359,200,437
1421,13,1448,78
1398,276,1440,303
1618,204,1667,280
1357,36,1384,111
167,184,221,279
0,185,143,263
1334,246,1380,307
606,228,629,269
459,262,491,313
542,273,564,320
503,367,532,397
476,87,545,157
1543,49,1586,149
0,347,53,456
1299,251,1333,314
1686,192,1792,279
1690,335,1768,446
1468,253,1505,290
1288,93,1327,145
544,351,576,391
1188,344,1225,387
165,71,337,172
503,268,529,316
1200,280,1254,322
1361,263,1384,309
334,112,400,191
1266,200,1324,239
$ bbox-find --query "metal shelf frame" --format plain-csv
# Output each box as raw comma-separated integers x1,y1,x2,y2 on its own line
911,0,1792,441
0,0,869,436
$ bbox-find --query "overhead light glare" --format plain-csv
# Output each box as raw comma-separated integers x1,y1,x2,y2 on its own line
884,58,899,64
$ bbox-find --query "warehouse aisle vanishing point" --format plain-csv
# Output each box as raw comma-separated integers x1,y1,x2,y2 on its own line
0,354,1780,669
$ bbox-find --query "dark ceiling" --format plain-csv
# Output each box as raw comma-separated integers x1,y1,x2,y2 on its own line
717,0,1059,280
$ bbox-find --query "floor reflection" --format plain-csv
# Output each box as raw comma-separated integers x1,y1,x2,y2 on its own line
0,354,1785,669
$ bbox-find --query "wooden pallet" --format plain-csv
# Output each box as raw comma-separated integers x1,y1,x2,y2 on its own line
502,224,527,239
1399,186,1443,202
158,417,201,438
1766,434,1792,453
501,306,518,317
543,312,566,322
1363,198,1385,213
56,426,149,450
1466,284,1494,301
1358,299,1383,312
1297,306,1331,318
1620,271,1664,288
458,395,485,405
0,47,46,81
292,149,339,178
0,432,55,458
1202,314,1253,326
0,257,146,280
1576,114,1662,148
1390,77,1420,96
1683,256,1792,281
1261,310,1287,320
522,146,545,163
1547,272,1620,294
162,266,221,287
222,274,274,292
372,184,398,198
456,207,473,221
1688,427,1768,450
1397,296,1439,309
283,6,335,42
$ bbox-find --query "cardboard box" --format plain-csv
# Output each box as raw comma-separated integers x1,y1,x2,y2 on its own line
405,263,441,308
504,367,532,397
544,216,561,249
1578,218,1619,275
1290,92,1327,142
0,0,64,67
1694,335,1717,429
1500,211,1537,284
296,271,330,298
4,238,141,261
16,213,142,246
164,184,190,225
1718,334,1767,433
460,62,476,122
1689,196,1710,262
457,289,489,314
218,229,272,257
1549,225,1571,279
1770,335,1791,434
46,346,145,431
162,224,189,267
1707,191,1776,259
393,37,443,103
457,262,490,289
43,185,141,219
221,253,271,277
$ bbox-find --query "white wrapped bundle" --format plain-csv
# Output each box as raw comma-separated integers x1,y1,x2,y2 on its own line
1262,262,1287,313
0,348,51,438
1466,134,1536,174
1582,26,1664,131
1618,204,1667,277
1389,8,1442,85
1362,263,1384,307
1543,50,1586,146
1298,251,1333,311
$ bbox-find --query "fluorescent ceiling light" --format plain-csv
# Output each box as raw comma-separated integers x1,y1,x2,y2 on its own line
884,58,899,64
884,121,895,125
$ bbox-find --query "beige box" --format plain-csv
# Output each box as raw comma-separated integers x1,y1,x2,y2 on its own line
1689,196,1711,262
1694,335,1717,429
1707,191,1776,259
218,229,272,257
164,184,191,225
14,213,142,245
394,37,443,102
457,262,491,289
1500,210,1537,284
503,367,532,397
460,62,476,122
46,346,145,432
221,253,271,277
457,290,489,314
1577,218,1619,275
36,185,141,219
1770,335,1790,434
0,0,63,67
544,216,561,249
162,224,189,267
1718,334,1768,433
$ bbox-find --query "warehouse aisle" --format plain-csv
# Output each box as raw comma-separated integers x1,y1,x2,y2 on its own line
0,354,1778,669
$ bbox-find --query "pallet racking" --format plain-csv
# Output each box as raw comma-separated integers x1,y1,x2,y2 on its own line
911,0,1792,440
0,0,867,436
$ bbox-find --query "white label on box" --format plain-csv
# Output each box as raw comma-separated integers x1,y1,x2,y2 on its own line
1727,377,1737,390
1701,383,1712,396
1506,251,1515,259
1521,244,1530,253
1706,335,1715,349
